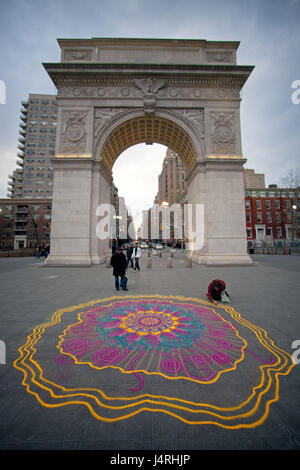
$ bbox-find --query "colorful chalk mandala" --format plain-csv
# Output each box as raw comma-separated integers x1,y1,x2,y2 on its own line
14,295,295,428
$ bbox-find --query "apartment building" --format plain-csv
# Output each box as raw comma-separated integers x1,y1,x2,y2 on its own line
7,93,58,199
0,199,52,250
245,185,300,244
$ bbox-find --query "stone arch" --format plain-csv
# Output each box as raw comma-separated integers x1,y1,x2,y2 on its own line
93,108,204,173
43,37,254,266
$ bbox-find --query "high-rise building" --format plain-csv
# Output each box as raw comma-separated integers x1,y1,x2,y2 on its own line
7,93,58,199
156,148,186,206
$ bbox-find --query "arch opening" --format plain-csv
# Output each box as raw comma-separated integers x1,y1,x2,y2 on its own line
100,116,197,173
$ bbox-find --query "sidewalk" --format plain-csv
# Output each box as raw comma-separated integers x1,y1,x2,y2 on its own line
0,252,299,450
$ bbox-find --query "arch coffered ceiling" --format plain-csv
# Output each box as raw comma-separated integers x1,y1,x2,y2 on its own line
99,115,197,172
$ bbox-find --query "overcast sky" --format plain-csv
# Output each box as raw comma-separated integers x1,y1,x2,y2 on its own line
0,0,299,227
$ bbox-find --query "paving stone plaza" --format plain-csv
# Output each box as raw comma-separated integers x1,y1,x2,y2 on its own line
0,251,299,450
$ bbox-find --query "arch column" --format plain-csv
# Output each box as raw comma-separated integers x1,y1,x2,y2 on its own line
187,158,252,265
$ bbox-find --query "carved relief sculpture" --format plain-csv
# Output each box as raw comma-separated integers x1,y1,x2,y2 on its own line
210,111,236,154
61,111,88,154
133,78,167,115
94,108,130,139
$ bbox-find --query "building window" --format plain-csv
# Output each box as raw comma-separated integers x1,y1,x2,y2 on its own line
265,200,271,209
275,200,280,209
266,227,273,236
276,213,281,223
277,227,282,238
245,200,250,209
256,200,261,210
246,228,252,238
257,213,263,223
246,213,251,223
286,200,291,209
266,213,272,223
286,212,292,223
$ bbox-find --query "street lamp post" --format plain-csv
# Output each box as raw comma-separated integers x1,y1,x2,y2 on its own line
292,204,298,242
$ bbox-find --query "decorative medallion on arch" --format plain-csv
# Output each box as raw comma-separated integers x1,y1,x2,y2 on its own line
97,115,198,172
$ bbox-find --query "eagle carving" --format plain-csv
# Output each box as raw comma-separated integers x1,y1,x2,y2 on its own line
133,78,166,95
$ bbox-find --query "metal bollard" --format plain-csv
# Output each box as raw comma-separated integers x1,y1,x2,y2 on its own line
185,257,192,268
167,257,172,268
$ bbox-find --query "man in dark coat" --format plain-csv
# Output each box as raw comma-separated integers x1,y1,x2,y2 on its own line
126,243,134,270
110,246,128,291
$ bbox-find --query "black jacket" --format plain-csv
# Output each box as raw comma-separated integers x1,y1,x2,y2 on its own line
126,246,133,258
110,252,126,276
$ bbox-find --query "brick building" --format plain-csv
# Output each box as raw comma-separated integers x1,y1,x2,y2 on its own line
245,185,300,245
0,199,52,250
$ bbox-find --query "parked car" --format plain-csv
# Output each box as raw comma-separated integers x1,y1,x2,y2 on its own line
155,243,163,250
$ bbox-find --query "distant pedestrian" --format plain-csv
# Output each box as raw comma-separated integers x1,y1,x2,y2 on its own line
35,247,40,260
126,243,134,270
206,279,230,304
45,244,50,258
131,243,141,272
110,246,128,291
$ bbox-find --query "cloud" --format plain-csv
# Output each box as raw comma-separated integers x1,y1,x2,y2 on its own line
0,0,299,210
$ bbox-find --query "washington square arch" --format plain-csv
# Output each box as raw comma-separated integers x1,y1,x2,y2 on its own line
43,37,254,266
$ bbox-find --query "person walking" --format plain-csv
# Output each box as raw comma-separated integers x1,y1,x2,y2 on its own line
110,246,128,291
131,242,141,272
126,243,134,270
45,244,50,259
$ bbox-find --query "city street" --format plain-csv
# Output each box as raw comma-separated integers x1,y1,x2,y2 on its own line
0,251,299,450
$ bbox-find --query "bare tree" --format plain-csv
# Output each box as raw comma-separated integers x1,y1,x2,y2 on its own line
278,168,300,188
